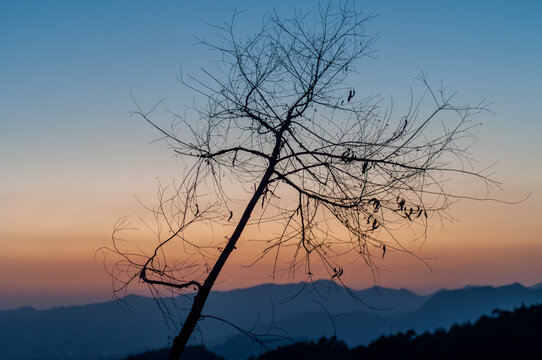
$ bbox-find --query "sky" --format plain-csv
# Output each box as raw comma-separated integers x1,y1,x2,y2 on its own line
1,0,541,310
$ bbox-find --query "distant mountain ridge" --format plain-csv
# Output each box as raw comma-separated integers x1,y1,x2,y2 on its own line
1,281,541,360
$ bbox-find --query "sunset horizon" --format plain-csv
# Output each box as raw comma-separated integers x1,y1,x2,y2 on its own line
1,0,540,318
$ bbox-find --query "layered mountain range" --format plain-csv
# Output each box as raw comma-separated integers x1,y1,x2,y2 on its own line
1,280,541,359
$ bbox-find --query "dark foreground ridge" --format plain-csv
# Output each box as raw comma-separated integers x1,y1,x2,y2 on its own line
124,345,223,360
251,302,542,360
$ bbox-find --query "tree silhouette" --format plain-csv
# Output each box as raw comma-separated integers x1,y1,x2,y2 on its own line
102,3,493,359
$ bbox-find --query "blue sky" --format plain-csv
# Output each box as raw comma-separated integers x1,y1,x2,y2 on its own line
1,0,541,309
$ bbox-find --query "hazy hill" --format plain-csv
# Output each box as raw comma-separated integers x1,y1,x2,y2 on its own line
0,295,170,359
1,281,541,359
0,281,423,360
252,302,542,359
211,283,542,359
203,280,426,324
128,301,542,360
402,283,542,331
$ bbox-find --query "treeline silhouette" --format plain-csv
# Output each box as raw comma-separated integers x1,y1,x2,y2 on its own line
252,302,542,360
124,302,542,359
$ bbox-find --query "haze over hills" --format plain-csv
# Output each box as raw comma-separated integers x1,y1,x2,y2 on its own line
250,302,542,360
1,281,541,360
212,282,542,359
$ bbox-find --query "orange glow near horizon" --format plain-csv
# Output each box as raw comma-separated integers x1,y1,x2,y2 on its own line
1,186,540,310
2,0,541,312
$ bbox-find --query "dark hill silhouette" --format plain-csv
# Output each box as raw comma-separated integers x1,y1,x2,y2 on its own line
1,281,541,359
250,337,349,360
252,302,542,359
124,345,223,360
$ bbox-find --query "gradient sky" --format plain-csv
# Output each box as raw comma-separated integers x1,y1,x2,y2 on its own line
1,0,541,310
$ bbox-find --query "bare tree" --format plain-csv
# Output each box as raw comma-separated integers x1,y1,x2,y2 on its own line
102,3,493,359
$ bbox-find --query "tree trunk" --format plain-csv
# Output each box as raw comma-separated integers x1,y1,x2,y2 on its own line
167,160,277,359
168,116,293,360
